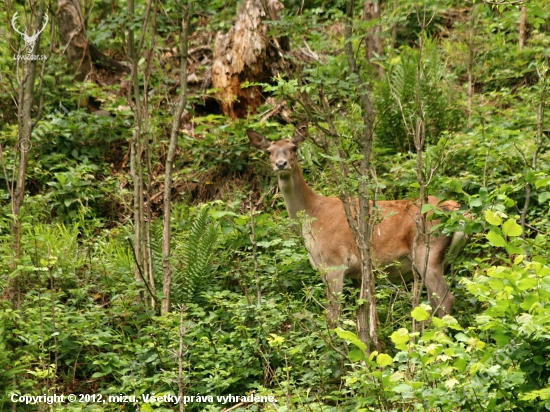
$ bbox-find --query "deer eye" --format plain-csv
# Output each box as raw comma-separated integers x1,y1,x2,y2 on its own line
290,145,297,152
266,150,271,155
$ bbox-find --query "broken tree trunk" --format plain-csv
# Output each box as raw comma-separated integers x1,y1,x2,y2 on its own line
212,0,287,119
57,0,129,81
57,0,92,80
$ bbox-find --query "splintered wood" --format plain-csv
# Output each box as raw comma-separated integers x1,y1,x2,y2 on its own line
212,0,286,119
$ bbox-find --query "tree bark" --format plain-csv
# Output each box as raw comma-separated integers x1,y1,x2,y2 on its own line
519,4,526,53
162,5,191,315
57,0,92,80
345,0,379,352
212,0,287,118
6,2,47,304
58,0,129,81
363,1,383,76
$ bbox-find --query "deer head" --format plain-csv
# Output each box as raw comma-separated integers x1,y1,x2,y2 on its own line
246,120,308,176
12,11,49,56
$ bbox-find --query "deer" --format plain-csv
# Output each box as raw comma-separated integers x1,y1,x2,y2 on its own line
247,120,467,322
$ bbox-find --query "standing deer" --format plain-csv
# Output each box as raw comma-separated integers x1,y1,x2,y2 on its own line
247,120,467,321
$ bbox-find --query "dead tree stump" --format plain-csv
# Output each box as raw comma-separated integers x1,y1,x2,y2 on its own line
212,0,287,119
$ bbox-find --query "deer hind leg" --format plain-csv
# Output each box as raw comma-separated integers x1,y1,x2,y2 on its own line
322,269,345,326
414,247,455,317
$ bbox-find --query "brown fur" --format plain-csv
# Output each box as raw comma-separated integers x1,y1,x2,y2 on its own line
247,121,466,320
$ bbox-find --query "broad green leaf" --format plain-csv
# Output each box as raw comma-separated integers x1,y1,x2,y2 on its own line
390,372,404,382
442,315,462,330
506,243,523,255
449,180,462,193
411,304,431,321
376,353,393,368
348,349,366,362
421,204,435,214
485,210,502,226
517,277,537,291
390,328,410,350
486,231,507,247
502,219,522,237
445,378,459,389
535,177,550,189
392,383,413,395
469,197,482,208
334,328,367,352
454,358,467,372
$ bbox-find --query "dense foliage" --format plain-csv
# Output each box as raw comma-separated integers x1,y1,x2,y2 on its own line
1,0,550,411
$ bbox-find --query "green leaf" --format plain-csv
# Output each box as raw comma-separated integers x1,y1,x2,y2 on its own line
469,198,482,208
334,328,367,352
502,219,522,237
535,177,550,189
449,180,462,193
486,230,507,247
411,304,431,321
376,353,393,368
485,210,502,226
517,277,537,291
505,243,523,255
432,317,444,328
348,349,366,362
538,192,549,203
442,315,462,330
390,328,410,350
392,383,413,395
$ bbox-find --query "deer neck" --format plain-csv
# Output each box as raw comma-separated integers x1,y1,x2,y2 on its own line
278,165,317,219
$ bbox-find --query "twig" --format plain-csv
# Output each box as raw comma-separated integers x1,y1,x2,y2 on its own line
126,236,157,306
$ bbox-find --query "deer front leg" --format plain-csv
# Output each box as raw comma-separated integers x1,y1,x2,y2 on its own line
323,269,345,326
423,264,455,317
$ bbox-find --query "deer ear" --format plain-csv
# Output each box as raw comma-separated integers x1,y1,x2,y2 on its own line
246,130,271,151
291,119,308,145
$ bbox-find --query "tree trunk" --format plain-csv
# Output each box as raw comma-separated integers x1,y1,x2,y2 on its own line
519,4,526,53
57,0,93,80
346,0,379,352
58,0,129,81
6,2,47,303
363,1,383,77
212,0,287,119
162,5,191,315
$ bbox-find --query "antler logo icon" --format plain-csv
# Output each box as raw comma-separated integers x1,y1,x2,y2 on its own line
11,11,49,56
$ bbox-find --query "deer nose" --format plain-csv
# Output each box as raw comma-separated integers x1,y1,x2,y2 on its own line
275,159,288,169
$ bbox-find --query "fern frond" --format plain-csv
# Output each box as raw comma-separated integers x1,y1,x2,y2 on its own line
172,207,218,305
